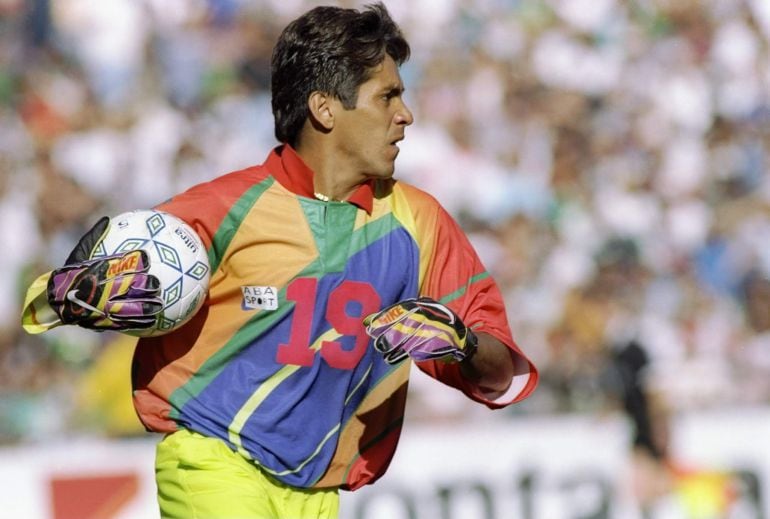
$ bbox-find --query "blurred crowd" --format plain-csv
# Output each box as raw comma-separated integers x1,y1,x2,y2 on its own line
1,0,770,444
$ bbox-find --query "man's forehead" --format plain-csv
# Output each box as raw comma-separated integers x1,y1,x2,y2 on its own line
364,56,403,87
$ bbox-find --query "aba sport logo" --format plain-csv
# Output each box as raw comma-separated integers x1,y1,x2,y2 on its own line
242,286,278,311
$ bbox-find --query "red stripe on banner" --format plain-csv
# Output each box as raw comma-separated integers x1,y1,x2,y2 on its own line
50,473,139,519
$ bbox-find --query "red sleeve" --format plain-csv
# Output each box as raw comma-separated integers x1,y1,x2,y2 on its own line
416,203,538,408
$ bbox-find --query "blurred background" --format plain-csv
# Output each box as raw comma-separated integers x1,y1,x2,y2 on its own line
2,0,770,517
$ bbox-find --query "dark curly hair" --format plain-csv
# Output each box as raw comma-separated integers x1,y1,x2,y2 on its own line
271,2,410,147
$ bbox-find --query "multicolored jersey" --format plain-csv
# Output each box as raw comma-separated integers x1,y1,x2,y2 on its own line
24,145,537,490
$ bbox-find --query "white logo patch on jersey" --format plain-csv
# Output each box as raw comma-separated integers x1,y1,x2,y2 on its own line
241,286,279,311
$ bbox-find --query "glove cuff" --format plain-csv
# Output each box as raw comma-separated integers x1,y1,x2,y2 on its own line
461,327,478,363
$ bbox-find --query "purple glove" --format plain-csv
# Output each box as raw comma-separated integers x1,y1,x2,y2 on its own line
46,217,163,331
363,298,478,365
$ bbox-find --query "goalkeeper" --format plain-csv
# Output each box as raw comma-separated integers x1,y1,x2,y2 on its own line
21,3,538,518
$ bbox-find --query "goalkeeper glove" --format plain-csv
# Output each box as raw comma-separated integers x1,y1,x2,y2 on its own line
363,297,478,365
46,217,163,331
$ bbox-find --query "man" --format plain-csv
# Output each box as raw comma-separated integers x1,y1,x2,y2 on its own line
22,3,537,518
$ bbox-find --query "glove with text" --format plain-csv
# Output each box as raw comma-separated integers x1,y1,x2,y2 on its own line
46,217,163,331
363,297,478,365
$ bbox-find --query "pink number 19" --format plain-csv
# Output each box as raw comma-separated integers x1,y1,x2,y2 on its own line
276,278,382,370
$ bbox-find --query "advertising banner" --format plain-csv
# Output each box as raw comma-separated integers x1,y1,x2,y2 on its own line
0,410,766,519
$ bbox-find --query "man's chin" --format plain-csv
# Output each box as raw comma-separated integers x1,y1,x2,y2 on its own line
367,165,396,180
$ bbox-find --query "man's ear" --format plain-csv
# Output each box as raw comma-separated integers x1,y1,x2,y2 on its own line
307,91,335,132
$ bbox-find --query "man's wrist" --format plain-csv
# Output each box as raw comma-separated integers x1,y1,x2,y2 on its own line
461,328,478,364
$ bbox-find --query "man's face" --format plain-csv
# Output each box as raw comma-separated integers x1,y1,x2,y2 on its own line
333,55,414,179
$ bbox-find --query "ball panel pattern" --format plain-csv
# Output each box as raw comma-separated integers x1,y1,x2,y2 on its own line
92,209,210,337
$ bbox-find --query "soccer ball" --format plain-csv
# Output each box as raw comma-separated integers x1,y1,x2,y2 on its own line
91,209,211,337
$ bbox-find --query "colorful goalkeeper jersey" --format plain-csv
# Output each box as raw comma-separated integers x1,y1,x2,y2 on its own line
130,144,537,490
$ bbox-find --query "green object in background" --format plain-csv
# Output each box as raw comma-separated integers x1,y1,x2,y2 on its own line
201,67,238,102
0,71,16,106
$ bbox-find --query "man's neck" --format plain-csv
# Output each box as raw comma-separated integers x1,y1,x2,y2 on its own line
295,143,362,202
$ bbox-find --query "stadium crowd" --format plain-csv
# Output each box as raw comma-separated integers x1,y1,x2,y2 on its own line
1,0,770,445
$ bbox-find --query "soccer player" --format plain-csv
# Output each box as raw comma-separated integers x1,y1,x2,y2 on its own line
22,3,538,518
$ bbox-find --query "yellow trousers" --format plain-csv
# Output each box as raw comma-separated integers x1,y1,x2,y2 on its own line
155,429,339,519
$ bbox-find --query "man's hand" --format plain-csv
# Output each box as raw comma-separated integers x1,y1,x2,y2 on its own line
363,297,477,365
46,217,163,331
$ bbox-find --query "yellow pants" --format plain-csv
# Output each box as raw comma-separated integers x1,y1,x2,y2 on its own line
155,429,339,519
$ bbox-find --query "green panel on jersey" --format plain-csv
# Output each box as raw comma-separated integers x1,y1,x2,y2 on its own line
297,199,358,274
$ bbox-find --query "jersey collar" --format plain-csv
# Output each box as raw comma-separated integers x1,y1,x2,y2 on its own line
265,144,374,214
